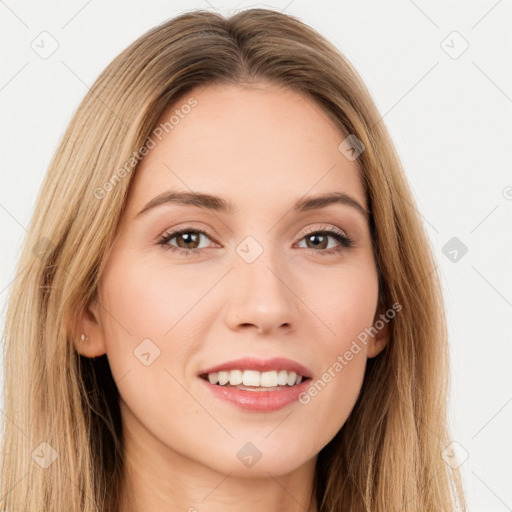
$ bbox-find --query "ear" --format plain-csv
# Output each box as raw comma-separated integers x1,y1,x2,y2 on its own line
72,296,107,358
366,305,391,359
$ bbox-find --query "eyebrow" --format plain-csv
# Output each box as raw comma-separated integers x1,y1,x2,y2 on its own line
135,190,370,221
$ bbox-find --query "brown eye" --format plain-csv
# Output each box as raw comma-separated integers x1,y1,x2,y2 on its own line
304,233,329,250
157,228,214,255
296,228,354,255
174,231,202,249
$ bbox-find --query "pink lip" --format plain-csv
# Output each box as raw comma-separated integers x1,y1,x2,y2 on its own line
198,356,313,379
198,376,312,412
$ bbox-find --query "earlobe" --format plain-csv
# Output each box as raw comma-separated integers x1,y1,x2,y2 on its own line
366,307,391,359
72,297,107,358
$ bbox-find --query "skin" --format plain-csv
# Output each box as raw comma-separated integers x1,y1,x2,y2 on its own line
76,81,389,512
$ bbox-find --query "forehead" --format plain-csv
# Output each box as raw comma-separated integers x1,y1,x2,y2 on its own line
126,81,367,216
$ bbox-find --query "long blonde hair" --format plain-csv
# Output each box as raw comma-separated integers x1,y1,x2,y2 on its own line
1,8,466,511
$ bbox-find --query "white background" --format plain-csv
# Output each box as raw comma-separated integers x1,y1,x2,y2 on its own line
1,1,511,510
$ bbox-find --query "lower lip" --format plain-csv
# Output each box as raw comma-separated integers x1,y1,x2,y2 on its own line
198,377,312,412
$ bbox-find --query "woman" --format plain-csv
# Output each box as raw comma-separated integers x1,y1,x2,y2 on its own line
0,8,467,512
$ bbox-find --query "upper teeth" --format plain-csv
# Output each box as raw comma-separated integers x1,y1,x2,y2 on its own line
206,369,303,387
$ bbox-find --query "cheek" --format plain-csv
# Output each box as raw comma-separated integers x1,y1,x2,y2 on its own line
99,255,214,345
296,259,378,439
97,253,221,404
304,253,379,342
297,350,366,457
96,256,186,384
96,257,210,454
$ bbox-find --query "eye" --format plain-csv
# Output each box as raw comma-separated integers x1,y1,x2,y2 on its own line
157,228,216,256
157,225,355,257
295,226,355,256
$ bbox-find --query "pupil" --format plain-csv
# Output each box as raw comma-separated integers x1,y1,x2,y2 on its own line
180,232,199,248
308,234,326,249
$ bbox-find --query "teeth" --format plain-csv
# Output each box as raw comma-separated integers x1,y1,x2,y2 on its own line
277,370,288,385
228,369,243,385
260,370,278,387
206,369,305,387
218,371,230,385
243,370,261,387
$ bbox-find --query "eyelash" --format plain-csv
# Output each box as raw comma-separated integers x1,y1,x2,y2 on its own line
157,225,355,257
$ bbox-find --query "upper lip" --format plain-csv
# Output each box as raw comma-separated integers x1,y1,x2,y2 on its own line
199,357,313,379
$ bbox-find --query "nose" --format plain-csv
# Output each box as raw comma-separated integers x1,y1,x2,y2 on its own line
223,248,300,335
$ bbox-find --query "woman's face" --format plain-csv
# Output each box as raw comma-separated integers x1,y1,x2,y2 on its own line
81,81,388,479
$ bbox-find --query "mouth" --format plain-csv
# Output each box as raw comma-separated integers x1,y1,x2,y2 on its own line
199,369,312,391
198,369,313,412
